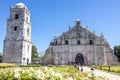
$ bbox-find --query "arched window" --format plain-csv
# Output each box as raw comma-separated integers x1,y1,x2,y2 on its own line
89,40,93,45
77,40,80,45
26,17,29,23
76,21,80,25
27,28,29,36
14,26,17,31
15,14,19,19
65,40,69,45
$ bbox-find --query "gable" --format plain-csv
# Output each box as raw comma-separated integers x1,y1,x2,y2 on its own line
50,19,109,46
59,21,98,40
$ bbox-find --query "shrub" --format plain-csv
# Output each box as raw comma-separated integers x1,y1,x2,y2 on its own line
20,64,41,67
0,63,16,68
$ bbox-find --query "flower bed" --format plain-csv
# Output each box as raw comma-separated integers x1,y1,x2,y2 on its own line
0,66,108,80
0,67,72,80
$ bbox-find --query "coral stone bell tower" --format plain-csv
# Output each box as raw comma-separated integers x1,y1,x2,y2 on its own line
2,3,32,65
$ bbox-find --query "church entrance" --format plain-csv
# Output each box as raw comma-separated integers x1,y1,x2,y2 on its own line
75,53,84,65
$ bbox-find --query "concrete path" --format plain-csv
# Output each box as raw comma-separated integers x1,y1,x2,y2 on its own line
81,66,120,80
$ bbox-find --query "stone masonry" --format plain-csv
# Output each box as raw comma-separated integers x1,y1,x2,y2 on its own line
2,3,32,65
43,19,118,65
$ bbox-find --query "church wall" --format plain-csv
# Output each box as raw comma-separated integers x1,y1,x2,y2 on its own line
51,45,96,65
43,20,118,65
44,45,108,65
44,43,118,65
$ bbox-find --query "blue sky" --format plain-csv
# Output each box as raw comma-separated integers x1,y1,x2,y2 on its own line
0,0,120,53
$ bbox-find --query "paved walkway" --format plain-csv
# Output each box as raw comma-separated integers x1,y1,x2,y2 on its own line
80,66,120,80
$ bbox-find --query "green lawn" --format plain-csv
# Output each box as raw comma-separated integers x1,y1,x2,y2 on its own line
91,65,120,75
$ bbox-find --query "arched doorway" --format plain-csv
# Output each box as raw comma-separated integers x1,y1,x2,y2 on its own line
75,53,84,65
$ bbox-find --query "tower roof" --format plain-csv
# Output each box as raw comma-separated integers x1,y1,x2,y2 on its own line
15,2,27,8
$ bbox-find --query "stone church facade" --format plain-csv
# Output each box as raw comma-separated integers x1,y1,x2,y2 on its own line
2,3,32,65
44,19,118,65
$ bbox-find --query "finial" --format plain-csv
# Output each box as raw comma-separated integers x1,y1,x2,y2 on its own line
93,30,95,34
86,25,88,30
54,33,58,39
101,32,103,35
51,39,53,42
69,25,71,31
100,32,104,38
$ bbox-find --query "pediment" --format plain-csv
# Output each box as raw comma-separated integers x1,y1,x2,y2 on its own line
59,24,98,39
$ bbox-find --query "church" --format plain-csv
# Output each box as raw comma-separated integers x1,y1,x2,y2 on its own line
2,3,32,65
43,19,118,65
2,3,118,66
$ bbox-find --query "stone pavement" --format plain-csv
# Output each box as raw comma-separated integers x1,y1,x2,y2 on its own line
81,66,120,80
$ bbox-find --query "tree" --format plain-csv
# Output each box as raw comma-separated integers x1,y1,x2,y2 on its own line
0,52,2,56
114,45,120,62
32,45,39,62
0,52,2,63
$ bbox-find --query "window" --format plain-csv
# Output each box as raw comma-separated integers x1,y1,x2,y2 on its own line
65,40,69,45
77,40,80,45
14,26,17,31
26,17,29,23
27,28,29,36
15,14,19,19
20,45,22,49
28,45,29,53
76,21,80,25
23,58,25,60
89,40,93,45
77,33,80,38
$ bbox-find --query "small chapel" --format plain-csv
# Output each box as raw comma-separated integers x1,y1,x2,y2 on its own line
43,19,118,65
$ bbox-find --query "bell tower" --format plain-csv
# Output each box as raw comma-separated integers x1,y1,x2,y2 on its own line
2,3,32,65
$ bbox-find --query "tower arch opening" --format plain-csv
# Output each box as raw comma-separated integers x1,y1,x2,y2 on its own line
15,14,19,19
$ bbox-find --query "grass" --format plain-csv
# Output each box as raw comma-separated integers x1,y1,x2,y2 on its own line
91,65,120,75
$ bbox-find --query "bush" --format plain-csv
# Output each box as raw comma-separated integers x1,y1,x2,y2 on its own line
48,64,53,67
20,64,41,67
0,63,16,68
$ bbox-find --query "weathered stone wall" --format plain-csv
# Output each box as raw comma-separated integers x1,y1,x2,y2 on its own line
2,3,32,65
44,20,118,65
